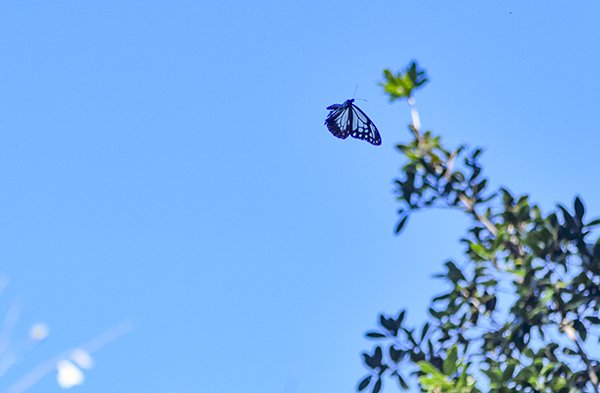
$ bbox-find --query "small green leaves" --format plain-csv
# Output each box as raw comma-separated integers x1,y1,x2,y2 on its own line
360,62,600,393
417,361,454,391
381,61,428,101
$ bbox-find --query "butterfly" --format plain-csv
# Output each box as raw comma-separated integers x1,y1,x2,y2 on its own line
324,99,381,146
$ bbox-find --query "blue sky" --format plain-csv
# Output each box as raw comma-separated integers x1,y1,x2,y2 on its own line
0,1,599,392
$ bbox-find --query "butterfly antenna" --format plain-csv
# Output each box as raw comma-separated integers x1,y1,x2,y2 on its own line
352,85,368,102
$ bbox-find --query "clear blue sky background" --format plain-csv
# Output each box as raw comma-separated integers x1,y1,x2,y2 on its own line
1,1,599,392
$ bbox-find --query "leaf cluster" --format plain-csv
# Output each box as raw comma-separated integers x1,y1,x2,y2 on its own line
358,63,600,393
381,62,429,101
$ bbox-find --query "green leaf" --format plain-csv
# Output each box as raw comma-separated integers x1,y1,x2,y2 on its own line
365,331,387,339
429,307,445,319
470,242,490,260
372,378,382,393
585,316,600,324
390,346,403,362
443,346,458,375
358,375,372,391
574,197,585,220
395,216,409,234
420,322,430,341
397,310,406,326
558,204,576,229
445,261,466,283
397,374,409,390
502,363,516,380
573,319,587,341
483,368,501,384
380,62,428,101
586,218,600,227
418,361,441,376
485,295,497,312
500,187,514,205
379,315,399,335
363,347,383,369
563,347,577,356
432,292,451,302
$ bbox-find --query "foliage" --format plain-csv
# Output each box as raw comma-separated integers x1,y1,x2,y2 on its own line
358,62,600,393
380,61,428,102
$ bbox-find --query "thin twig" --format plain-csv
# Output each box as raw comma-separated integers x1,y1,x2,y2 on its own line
5,321,133,393
562,319,600,392
0,300,22,357
407,99,498,238
457,194,498,237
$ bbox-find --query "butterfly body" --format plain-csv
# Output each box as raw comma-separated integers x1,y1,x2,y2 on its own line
324,99,381,146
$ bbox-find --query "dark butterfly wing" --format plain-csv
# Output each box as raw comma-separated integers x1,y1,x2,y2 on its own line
324,103,351,140
324,100,381,146
348,103,382,146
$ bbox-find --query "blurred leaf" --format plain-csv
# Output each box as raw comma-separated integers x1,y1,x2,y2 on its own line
573,320,587,341
470,242,490,260
380,62,428,101
380,315,399,336
443,346,458,375
372,378,382,393
485,295,497,312
432,292,451,302
585,316,600,324
483,368,501,384
586,218,600,226
358,375,372,391
366,332,387,339
563,347,577,356
418,361,441,376
397,310,406,326
363,347,383,369
558,204,576,229
574,197,585,220
396,374,409,390
420,322,430,341
503,363,516,380
429,307,445,319
390,346,403,362
445,261,466,283
395,216,409,234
